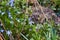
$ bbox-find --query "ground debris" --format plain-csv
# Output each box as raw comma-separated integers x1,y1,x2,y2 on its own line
27,0,60,24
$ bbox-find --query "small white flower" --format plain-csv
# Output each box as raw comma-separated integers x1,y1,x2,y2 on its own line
17,11,20,14
36,24,43,29
10,16,13,19
10,21,14,24
16,18,20,22
1,12,5,15
17,19,20,22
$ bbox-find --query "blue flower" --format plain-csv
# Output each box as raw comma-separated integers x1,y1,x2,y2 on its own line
6,10,13,19
10,0,14,2
0,30,4,32
9,0,14,5
7,0,14,7
28,18,34,25
6,30,12,36
29,21,34,25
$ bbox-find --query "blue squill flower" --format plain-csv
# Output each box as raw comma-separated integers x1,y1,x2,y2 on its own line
10,0,14,2
28,18,34,25
0,30,4,32
6,30,12,36
7,0,14,7
9,0,14,7
6,10,13,19
29,21,34,25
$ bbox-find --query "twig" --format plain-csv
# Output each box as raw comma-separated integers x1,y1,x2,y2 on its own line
20,33,28,40
34,0,49,22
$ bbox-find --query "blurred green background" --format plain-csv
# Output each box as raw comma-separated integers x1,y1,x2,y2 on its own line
0,0,60,40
